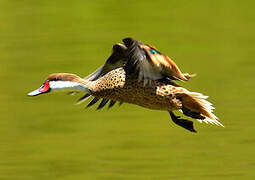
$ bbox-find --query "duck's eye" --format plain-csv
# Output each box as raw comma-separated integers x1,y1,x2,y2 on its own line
51,77,58,81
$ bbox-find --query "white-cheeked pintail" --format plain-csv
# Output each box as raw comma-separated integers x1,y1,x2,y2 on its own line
28,38,224,132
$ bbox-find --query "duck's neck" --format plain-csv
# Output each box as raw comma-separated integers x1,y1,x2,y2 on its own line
49,76,94,93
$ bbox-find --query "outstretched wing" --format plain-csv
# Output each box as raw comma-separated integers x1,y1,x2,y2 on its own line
77,43,128,108
84,43,128,81
123,38,193,84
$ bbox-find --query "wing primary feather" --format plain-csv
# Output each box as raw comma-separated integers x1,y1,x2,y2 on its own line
84,43,127,82
123,38,193,82
108,100,116,109
84,65,104,81
97,99,109,110
86,97,100,108
76,93,91,105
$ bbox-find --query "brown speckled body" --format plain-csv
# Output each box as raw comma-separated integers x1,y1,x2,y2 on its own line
28,37,222,132
90,68,185,111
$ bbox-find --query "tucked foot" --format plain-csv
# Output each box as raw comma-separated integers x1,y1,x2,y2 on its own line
182,106,205,120
169,111,197,133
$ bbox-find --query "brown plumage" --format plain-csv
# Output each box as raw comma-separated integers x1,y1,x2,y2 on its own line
28,37,224,132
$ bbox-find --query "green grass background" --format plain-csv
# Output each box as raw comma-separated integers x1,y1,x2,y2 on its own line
1,0,255,179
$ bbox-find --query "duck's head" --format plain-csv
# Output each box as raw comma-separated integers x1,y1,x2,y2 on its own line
28,73,90,96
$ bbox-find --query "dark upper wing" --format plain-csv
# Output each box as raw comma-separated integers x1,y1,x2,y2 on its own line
123,38,193,84
76,43,128,108
84,43,128,81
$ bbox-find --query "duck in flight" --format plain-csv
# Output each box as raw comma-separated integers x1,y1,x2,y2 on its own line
28,37,224,132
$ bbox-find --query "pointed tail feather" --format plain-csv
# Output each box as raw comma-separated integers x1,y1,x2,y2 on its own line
177,92,224,127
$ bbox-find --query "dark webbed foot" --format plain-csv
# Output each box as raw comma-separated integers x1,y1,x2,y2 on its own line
182,106,205,120
169,111,197,133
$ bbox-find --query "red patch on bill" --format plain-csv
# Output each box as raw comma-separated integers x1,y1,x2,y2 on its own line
39,80,50,93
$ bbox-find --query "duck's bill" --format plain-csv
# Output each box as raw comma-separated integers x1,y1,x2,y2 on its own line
28,88,43,96
27,80,51,96
27,88,51,96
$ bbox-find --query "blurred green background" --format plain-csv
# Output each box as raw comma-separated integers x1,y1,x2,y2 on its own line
1,0,255,179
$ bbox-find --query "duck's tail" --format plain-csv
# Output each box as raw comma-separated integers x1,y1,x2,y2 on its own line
176,91,224,127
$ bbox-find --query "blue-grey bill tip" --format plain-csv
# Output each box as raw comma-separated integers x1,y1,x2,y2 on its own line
27,89,41,96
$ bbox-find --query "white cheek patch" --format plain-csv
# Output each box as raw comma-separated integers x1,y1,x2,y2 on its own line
49,81,87,91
